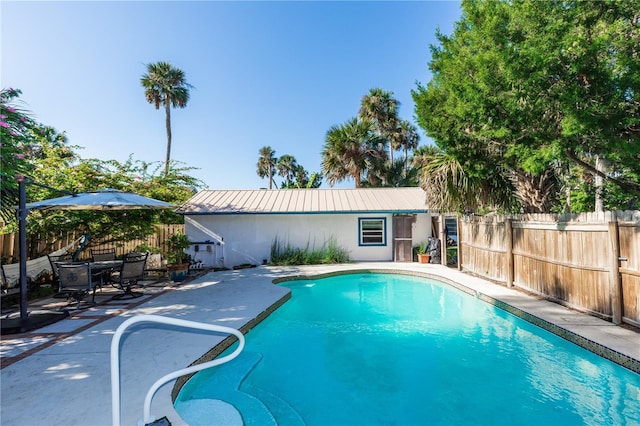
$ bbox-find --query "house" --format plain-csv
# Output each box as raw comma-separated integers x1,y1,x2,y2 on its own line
175,187,432,268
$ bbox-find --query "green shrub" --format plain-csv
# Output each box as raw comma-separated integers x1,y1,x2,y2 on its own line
270,236,349,265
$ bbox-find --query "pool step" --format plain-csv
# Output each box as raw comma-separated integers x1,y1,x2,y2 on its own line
242,384,306,426
176,399,242,425
175,350,304,425
175,351,277,425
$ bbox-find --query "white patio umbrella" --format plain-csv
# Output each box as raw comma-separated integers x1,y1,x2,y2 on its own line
6,185,176,333
26,188,175,210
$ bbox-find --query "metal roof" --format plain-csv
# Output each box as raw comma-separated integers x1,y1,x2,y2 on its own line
175,187,428,215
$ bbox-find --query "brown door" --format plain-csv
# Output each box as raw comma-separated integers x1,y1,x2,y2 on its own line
393,215,415,262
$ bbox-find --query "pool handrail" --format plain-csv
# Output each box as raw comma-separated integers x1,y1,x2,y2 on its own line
110,314,245,426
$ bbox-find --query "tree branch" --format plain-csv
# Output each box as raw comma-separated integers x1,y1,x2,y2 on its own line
565,150,640,194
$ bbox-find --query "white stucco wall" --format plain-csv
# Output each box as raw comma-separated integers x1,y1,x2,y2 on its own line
184,213,431,268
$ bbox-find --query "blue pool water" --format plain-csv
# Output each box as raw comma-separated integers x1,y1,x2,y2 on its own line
175,273,640,425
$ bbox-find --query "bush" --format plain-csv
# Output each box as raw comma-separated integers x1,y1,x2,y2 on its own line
270,236,349,265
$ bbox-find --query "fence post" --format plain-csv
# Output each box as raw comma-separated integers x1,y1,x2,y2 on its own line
608,219,623,324
439,215,447,265
506,217,514,288
456,215,462,271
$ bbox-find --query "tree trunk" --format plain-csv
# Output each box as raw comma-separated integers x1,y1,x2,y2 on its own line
511,169,557,213
594,155,604,213
404,148,409,177
164,100,172,176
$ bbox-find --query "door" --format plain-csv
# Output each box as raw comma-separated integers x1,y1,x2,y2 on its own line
393,215,415,262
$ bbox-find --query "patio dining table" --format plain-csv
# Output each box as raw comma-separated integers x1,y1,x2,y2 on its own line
89,260,123,286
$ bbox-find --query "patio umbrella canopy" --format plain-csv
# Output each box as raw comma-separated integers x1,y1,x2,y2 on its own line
26,188,176,210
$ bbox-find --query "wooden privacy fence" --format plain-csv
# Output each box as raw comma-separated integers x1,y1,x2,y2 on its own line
458,211,640,327
0,224,185,263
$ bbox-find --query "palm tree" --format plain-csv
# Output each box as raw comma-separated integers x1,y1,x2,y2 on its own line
277,154,298,188
359,88,399,163
322,118,386,188
412,146,516,213
396,120,420,173
257,146,277,189
283,165,323,189
141,62,192,176
361,158,418,188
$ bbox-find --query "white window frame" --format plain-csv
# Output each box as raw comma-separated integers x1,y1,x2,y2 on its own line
358,217,386,246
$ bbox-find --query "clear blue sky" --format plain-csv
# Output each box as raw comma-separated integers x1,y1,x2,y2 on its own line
2,1,461,190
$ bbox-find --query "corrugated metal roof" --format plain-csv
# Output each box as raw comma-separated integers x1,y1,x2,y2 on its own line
175,187,428,215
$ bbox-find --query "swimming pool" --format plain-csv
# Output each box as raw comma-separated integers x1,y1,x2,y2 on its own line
175,273,640,425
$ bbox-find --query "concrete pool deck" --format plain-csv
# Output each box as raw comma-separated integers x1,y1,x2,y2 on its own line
1,262,639,426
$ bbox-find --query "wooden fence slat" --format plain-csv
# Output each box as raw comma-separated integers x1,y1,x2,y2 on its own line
506,218,513,287
609,221,623,324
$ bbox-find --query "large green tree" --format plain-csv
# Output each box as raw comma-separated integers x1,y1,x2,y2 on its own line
413,0,640,213
322,118,386,188
141,62,192,176
24,141,202,255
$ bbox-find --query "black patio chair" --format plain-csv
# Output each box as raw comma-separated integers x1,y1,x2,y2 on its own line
90,247,116,261
48,253,74,297
57,262,96,310
0,262,8,295
90,247,119,286
111,252,148,300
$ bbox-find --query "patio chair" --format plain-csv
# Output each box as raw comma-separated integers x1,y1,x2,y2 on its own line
90,247,116,261
111,252,148,300
48,253,74,296
57,262,96,310
0,262,8,295
90,247,119,286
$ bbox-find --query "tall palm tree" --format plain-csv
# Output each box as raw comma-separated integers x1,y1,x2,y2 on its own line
277,154,298,188
396,120,420,173
359,88,399,163
257,146,277,189
322,118,386,188
141,62,192,176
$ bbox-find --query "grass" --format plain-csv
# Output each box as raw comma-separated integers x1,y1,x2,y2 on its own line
270,236,350,266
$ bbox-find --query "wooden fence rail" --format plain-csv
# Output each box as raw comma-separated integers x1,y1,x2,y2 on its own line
458,211,640,327
0,224,185,264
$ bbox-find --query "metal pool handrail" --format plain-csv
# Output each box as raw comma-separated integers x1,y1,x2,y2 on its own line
110,314,245,426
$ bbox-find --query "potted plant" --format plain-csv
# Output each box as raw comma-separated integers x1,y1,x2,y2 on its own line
416,241,430,264
166,231,191,282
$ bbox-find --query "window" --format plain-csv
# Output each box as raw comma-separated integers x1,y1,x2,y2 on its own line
359,218,386,246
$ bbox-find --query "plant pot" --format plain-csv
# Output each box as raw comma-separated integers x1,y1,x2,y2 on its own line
167,263,189,282
417,253,430,264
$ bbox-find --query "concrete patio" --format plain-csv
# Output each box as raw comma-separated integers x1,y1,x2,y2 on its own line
1,263,639,426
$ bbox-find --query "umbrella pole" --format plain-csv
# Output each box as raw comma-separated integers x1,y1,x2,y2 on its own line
18,179,29,320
